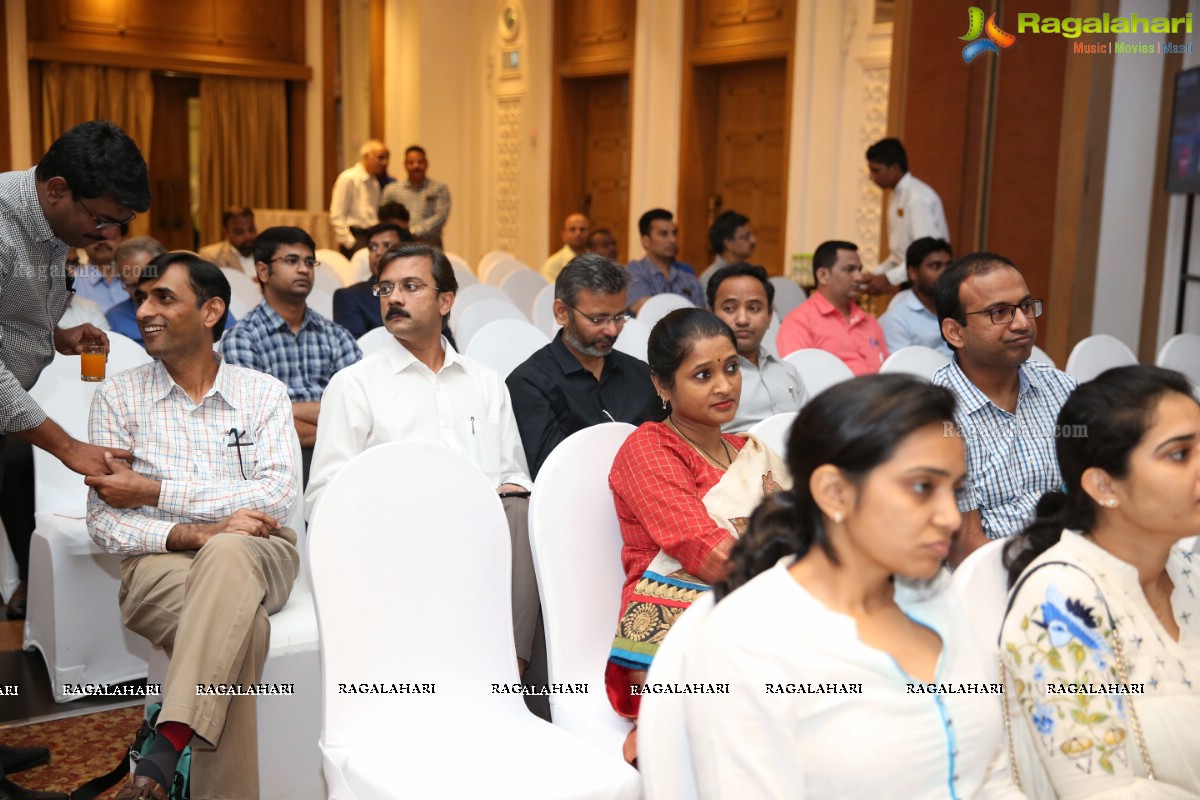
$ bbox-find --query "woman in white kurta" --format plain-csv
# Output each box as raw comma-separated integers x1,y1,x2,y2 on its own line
1000,366,1200,799
680,374,1021,799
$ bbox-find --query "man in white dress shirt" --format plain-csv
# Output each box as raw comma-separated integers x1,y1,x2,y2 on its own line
862,138,950,294
708,263,806,432
328,140,390,257
306,244,538,675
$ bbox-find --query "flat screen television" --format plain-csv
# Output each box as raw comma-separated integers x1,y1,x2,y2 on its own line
1166,66,1200,194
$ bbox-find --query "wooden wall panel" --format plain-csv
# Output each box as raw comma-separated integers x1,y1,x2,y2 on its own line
0,7,10,173
557,0,636,75
691,0,793,55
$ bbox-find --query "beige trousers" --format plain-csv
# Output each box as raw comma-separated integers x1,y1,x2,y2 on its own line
119,529,299,800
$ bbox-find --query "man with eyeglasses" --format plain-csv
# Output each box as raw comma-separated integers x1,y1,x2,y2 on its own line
508,254,657,477
306,244,538,681
931,252,1076,566
332,222,410,339
699,210,755,287
223,227,361,486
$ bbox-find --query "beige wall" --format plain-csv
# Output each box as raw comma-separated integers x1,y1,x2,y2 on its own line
5,0,32,170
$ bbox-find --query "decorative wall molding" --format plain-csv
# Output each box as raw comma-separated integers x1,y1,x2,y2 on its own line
495,95,522,251
855,61,890,269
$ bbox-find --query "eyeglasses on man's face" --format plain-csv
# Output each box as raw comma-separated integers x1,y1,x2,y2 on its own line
77,197,136,231
565,302,632,327
964,299,1044,325
269,256,321,269
372,279,440,297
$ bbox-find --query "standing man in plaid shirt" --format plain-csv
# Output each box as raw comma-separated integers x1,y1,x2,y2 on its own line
86,252,299,800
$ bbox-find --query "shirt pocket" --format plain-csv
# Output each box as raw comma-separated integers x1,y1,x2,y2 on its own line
465,413,504,482
217,422,259,481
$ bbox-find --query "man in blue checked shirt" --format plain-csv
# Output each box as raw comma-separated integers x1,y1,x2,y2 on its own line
931,252,1076,566
222,226,361,486
625,208,705,313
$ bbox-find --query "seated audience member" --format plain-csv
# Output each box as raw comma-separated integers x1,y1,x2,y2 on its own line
776,240,889,374
699,210,755,287
198,206,258,277
682,375,1019,798
333,222,410,339
1000,366,1200,798
626,209,704,313
541,213,590,283
73,224,129,312
708,263,806,431
346,202,411,285
507,254,657,477
932,252,1075,564
222,226,361,485
587,228,618,261
607,308,789,763
86,252,298,800
879,237,953,358
59,294,110,331
306,244,537,675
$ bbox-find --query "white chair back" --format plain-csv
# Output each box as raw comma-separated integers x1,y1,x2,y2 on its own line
613,317,651,363
356,326,395,357
30,333,153,517
762,312,781,359
950,539,1011,658
1065,334,1137,383
347,248,371,285
529,423,637,755
477,249,516,282
533,284,557,336
315,249,354,287
464,319,550,380
444,251,473,279
745,412,798,458
306,287,334,320
312,268,344,296
500,269,550,320
879,345,950,382
638,592,716,800
452,263,479,289
782,349,854,397
637,293,695,329
486,258,529,288
1157,332,1200,386
449,284,517,330
221,268,262,318
769,276,807,319
1029,345,1055,368
454,299,528,350
0,520,20,602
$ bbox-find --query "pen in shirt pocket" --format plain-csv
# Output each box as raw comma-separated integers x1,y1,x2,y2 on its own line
601,409,615,422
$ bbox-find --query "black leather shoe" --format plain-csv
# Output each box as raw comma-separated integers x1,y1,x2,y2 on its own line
0,745,48,775
5,582,26,620
0,775,69,800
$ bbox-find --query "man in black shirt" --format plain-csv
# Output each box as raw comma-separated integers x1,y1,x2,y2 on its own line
507,254,658,477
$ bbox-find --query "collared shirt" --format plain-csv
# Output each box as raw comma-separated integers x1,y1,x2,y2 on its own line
380,177,451,241
86,356,297,555
198,240,256,278
879,288,953,359
60,294,111,331
776,292,889,375
698,255,728,290
0,167,73,432
931,358,1076,539
505,330,658,477
877,172,950,284
329,162,381,248
540,244,581,283
724,350,807,433
221,301,361,403
73,269,129,312
305,336,532,519
625,257,705,308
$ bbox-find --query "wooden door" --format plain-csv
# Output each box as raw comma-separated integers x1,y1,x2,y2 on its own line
581,76,630,263
149,75,199,251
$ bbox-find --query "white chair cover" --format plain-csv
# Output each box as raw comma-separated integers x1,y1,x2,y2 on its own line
0,520,21,603
782,349,855,397
464,319,550,380
745,412,799,458
879,345,950,382
454,299,528,351
529,423,637,759
769,276,807,319
950,539,1010,666
533,284,558,336
356,327,395,358
307,287,334,321
313,266,346,295
613,317,651,363
222,267,264,317
452,263,479,289
315,249,355,288
1065,334,1137,383
347,248,371,285
477,250,516,282
500,268,550,320
448,284,518,330
636,293,695,329
310,443,639,799
762,312,782,359
1157,332,1200,386
486,258,529,288
1028,345,1055,368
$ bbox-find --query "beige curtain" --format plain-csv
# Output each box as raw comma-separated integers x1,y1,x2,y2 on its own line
40,63,154,236
199,76,288,246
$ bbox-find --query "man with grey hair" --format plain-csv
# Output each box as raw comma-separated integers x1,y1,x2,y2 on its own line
329,140,390,256
507,254,658,477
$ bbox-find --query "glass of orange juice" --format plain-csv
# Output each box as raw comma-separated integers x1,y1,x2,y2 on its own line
81,344,106,382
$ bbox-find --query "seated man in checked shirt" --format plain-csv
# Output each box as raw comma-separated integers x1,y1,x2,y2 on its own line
84,252,299,800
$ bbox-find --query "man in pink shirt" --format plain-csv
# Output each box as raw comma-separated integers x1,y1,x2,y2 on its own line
776,240,889,374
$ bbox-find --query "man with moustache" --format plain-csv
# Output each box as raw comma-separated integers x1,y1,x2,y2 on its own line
222,226,361,485
72,223,129,312
332,221,409,339
306,244,538,677
198,206,259,277
507,254,657,477
931,253,1075,565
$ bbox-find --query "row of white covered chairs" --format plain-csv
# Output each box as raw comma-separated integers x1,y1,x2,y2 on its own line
1065,332,1200,394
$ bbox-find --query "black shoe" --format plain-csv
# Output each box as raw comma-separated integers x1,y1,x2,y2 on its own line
0,775,68,800
0,745,48,775
5,582,26,620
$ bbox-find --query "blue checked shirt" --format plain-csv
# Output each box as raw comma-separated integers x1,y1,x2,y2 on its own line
221,301,362,403
625,258,705,308
932,358,1076,540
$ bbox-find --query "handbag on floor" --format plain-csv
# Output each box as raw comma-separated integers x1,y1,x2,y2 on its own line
71,703,190,800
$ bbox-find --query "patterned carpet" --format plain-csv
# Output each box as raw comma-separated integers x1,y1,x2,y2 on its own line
2,705,143,797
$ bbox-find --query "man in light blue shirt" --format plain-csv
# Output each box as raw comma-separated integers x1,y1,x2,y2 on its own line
879,237,953,358
930,252,1076,566
626,208,704,311
73,224,131,312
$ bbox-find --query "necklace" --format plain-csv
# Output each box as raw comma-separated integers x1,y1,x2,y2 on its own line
667,416,733,469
